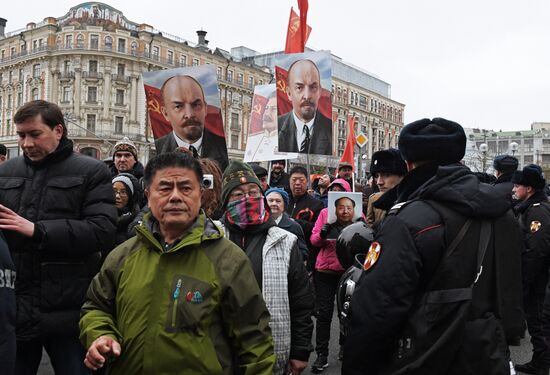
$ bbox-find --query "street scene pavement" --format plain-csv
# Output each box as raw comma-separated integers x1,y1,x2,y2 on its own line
38,308,533,375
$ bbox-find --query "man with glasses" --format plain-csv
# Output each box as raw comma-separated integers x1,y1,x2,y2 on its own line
220,161,314,375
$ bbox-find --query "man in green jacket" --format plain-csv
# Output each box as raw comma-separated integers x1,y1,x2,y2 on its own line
80,152,276,375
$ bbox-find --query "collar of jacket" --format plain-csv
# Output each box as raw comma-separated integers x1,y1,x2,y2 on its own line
135,210,223,253
395,162,439,203
514,189,548,214
495,171,514,184
24,138,73,168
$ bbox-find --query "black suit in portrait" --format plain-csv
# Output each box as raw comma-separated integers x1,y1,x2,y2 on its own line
154,128,229,171
278,110,333,155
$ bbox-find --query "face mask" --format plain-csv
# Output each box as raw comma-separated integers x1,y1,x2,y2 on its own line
225,196,268,229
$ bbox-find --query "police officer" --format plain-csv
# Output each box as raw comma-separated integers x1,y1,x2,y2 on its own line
513,165,550,375
493,154,519,206
343,118,522,375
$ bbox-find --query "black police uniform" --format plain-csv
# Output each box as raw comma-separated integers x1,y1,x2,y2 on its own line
343,163,521,375
515,190,550,372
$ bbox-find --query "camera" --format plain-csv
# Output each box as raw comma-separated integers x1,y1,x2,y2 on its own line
203,174,214,189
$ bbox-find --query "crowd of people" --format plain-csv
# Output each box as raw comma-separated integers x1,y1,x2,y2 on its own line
0,100,548,375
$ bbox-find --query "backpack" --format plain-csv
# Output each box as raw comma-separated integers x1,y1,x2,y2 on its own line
381,200,510,375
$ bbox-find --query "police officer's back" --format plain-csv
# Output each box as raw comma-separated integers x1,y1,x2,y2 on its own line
343,118,521,375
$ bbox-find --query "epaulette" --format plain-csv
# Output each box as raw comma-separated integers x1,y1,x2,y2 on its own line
533,203,541,207
388,201,409,215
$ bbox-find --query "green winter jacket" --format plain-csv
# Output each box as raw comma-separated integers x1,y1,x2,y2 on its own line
80,211,275,375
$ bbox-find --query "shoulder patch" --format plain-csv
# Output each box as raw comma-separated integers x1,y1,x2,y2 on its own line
533,203,541,207
388,201,408,215
531,220,542,233
363,241,381,271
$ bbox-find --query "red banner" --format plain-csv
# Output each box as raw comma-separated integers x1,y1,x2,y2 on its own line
340,115,356,171
284,6,312,53
249,94,269,135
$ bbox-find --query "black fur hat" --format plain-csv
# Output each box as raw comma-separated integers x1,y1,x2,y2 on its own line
493,155,518,174
398,118,466,165
370,148,407,176
512,164,546,190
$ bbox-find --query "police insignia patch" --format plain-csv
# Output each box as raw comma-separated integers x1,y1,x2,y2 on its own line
363,241,381,271
531,220,542,233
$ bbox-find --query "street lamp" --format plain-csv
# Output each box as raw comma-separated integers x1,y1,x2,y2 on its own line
509,142,518,156
479,143,488,172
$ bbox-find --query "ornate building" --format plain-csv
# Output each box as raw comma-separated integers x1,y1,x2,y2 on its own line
0,2,404,175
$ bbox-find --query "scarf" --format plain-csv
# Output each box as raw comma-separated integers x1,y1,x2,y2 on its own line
225,196,270,229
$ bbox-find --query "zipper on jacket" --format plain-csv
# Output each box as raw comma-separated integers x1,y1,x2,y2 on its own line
171,278,182,329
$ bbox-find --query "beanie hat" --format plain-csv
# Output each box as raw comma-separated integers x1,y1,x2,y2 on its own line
112,173,139,207
493,155,518,174
512,164,546,190
370,148,407,175
250,163,268,178
265,187,289,207
221,160,263,207
113,137,138,161
398,118,466,165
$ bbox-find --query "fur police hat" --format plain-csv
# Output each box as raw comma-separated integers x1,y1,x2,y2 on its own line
113,137,138,161
370,148,407,176
512,164,546,190
221,161,262,207
493,155,518,174
398,118,466,165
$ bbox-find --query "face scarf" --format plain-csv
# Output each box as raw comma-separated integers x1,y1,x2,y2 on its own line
225,196,270,229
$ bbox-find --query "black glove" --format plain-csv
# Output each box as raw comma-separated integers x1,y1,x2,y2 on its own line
320,223,332,239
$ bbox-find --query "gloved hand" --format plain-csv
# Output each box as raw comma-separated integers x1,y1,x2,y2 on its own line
320,223,332,239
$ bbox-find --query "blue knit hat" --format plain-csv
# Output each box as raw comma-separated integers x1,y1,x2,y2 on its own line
265,187,289,207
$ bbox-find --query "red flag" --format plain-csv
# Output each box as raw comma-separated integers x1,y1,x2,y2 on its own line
284,6,312,53
298,0,309,48
340,115,356,171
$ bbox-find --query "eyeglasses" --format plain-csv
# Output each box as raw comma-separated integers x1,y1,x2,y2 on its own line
114,189,128,197
229,189,262,200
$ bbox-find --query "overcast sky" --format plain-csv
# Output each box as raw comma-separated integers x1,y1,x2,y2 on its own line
4,0,550,131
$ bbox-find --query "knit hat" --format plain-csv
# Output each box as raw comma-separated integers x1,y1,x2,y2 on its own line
512,164,546,190
493,155,518,174
250,163,268,178
370,148,407,176
113,137,138,161
398,118,466,165
221,160,262,207
112,173,139,207
265,187,289,207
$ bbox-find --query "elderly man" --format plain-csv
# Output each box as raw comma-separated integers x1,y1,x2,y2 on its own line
110,137,144,178
278,59,332,155
155,75,229,171
0,100,116,374
80,152,275,374
344,118,522,375
219,161,314,375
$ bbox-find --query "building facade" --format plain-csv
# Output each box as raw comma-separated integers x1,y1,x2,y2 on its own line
0,2,404,175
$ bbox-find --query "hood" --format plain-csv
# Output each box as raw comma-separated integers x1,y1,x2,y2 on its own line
410,164,511,219
329,178,351,192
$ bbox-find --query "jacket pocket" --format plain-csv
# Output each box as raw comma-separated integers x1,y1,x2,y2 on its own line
166,274,214,335
40,262,91,311
0,177,25,211
42,176,85,218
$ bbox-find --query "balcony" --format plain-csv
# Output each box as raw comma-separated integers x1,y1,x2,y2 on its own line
112,74,131,83
82,71,103,81
59,71,75,81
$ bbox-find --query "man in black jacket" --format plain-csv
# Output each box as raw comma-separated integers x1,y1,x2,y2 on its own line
0,100,117,374
0,232,15,375
220,161,314,375
343,118,522,375
513,165,550,375
493,154,518,206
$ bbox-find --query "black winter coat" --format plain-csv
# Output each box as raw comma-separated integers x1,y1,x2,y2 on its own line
0,232,15,374
343,163,522,375
0,139,117,341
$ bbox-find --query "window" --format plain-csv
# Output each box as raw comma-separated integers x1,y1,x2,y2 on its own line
65,35,73,48
167,50,173,64
0,72,2,84
32,64,40,78
227,70,233,82
180,55,187,67
10,47,16,56
8,71,12,83
130,41,138,55
62,86,71,102
1,50,4,59
230,113,240,131
86,114,96,133
17,91,22,107
6,119,11,135
192,58,199,66
18,69,23,81
76,34,84,48
217,66,222,80
105,36,113,50
32,88,39,100
87,87,97,103
237,73,243,85
89,60,98,73
231,134,239,149
80,147,99,159
115,89,124,105
117,63,125,77
258,79,263,85
152,46,159,60
63,60,71,74
38,39,44,47
7,94,12,109
115,116,123,134
32,40,38,51
248,76,254,89
118,38,126,53
90,34,99,49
